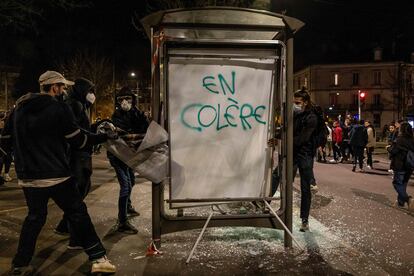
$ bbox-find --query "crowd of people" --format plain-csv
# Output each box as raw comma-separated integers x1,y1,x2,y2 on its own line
0,70,150,275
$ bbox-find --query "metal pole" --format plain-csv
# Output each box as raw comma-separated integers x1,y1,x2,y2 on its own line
186,212,213,264
358,90,361,120
285,35,294,248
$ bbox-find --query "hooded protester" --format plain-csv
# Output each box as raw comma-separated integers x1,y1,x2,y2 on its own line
107,86,149,234
387,122,414,210
1,71,116,274
349,119,368,172
54,78,101,248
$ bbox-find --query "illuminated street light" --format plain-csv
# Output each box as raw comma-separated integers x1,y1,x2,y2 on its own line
130,72,136,77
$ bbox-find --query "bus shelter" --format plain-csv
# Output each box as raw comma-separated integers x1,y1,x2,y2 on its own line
141,7,304,250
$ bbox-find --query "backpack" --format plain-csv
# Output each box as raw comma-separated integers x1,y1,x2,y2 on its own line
406,150,414,169
313,107,328,148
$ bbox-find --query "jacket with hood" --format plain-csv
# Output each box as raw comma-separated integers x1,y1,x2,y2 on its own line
350,125,368,147
65,78,95,155
332,126,343,144
66,78,94,132
0,93,106,180
388,136,414,171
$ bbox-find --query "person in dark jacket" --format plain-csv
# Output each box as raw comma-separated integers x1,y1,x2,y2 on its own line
387,122,414,210
293,88,319,232
1,71,116,274
349,120,368,172
54,78,99,248
107,87,149,234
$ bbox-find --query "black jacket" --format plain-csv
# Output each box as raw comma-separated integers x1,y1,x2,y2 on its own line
349,125,368,147
1,93,106,180
111,107,149,135
66,78,94,132
293,108,318,158
65,78,94,155
388,136,414,171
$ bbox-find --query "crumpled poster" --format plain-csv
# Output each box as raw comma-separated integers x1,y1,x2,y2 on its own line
97,121,169,183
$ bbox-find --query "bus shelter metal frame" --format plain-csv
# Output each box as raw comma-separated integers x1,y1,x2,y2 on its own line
141,7,304,249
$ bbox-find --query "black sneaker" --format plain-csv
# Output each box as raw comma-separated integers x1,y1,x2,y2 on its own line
117,220,138,234
300,222,309,232
127,207,140,217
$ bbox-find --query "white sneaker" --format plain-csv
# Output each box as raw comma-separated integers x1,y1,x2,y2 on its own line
310,184,319,192
4,174,12,182
367,165,372,170
388,169,394,174
91,256,116,274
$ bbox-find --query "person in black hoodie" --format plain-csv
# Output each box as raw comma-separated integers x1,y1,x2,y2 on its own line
349,120,368,172
1,71,116,274
54,78,100,248
387,122,414,210
107,87,149,234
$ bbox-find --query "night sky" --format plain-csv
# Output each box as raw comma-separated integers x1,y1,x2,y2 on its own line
1,0,413,96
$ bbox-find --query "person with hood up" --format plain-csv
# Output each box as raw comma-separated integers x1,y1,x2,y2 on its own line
1,71,116,274
107,86,149,234
364,120,376,169
387,122,414,210
54,78,103,249
349,119,368,172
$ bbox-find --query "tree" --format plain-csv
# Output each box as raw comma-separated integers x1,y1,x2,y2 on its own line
57,50,114,119
0,0,90,31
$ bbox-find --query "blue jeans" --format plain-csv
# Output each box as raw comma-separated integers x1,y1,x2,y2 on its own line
13,178,105,267
294,154,314,222
393,170,412,206
109,156,135,223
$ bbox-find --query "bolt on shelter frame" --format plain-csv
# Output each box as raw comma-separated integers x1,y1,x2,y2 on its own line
141,7,304,248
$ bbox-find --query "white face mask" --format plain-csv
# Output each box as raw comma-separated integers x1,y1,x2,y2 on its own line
86,92,96,105
121,99,132,111
293,103,303,113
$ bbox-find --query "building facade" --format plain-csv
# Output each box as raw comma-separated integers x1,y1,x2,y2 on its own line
294,61,414,131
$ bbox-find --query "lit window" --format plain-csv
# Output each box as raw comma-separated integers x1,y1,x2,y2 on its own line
334,73,339,86
304,77,308,88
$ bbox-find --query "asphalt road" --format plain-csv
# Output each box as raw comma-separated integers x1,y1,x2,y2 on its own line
0,151,413,275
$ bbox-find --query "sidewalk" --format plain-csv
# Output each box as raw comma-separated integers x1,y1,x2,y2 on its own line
0,152,391,275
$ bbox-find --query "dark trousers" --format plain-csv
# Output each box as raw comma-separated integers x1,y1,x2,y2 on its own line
366,147,374,167
352,146,365,169
333,142,342,161
294,154,314,222
109,157,136,223
340,141,350,161
13,178,105,267
0,152,12,174
56,154,92,244
392,170,412,206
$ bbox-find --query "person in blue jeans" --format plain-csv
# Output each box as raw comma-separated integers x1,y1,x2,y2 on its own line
387,122,414,210
108,87,149,234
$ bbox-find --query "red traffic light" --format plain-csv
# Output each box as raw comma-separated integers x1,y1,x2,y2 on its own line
360,92,366,98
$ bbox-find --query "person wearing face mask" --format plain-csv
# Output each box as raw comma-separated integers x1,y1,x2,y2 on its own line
292,87,320,232
54,78,103,247
1,71,116,274
107,86,149,234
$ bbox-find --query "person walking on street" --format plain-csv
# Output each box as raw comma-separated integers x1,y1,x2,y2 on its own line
1,71,116,274
387,123,396,174
365,120,376,169
332,121,343,162
387,122,414,210
340,118,352,162
292,87,319,232
349,120,368,172
107,87,149,234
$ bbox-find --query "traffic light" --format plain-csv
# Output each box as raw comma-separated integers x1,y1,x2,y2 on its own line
360,92,366,105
